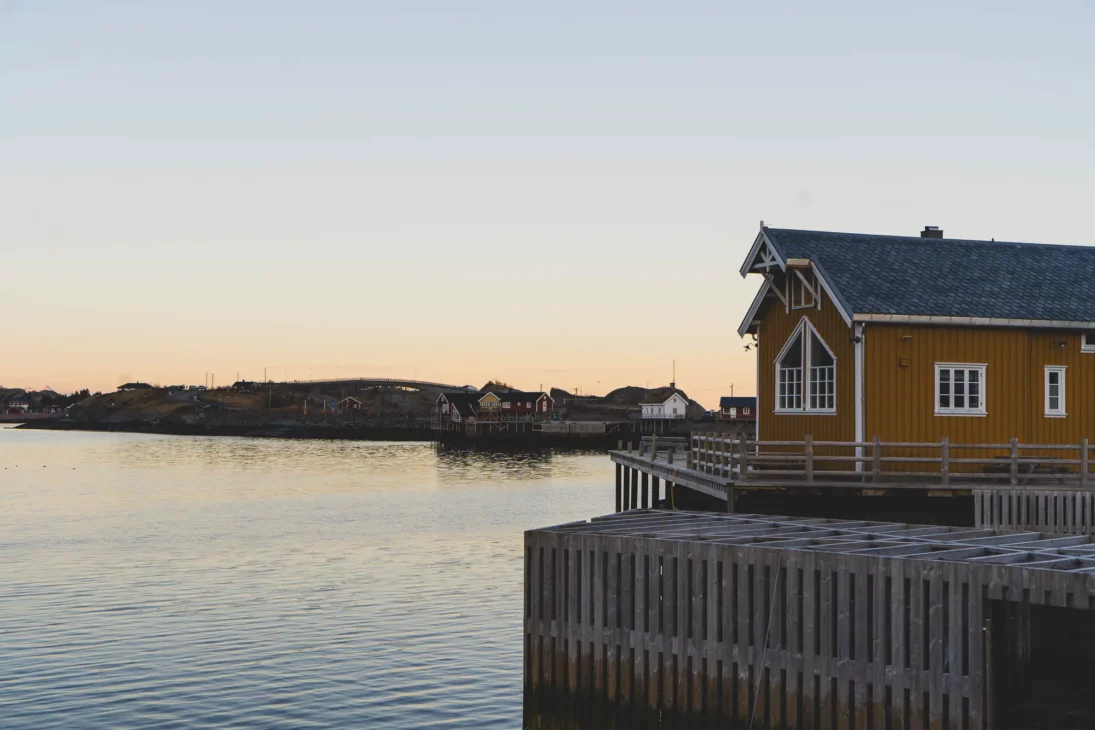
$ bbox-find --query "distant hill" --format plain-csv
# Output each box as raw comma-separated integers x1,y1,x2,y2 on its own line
480,381,518,393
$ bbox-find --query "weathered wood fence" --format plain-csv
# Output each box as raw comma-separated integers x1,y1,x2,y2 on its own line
526,510,1095,730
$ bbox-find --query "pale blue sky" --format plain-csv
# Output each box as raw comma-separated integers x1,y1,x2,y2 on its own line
2,1,1093,398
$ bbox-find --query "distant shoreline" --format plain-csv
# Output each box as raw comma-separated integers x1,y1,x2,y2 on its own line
14,419,435,442
12,419,619,450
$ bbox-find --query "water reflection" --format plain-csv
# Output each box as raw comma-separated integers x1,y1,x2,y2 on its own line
0,429,613,729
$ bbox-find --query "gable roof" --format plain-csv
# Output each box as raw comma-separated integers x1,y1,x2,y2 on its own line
741,226,1095,333
719,396,756,409
452,400,477,418
497,391,551,403
440,392,481,407
640,391,688,407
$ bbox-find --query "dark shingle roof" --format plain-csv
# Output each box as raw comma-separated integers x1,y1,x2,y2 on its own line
497,391,548,403
719,396,756,409
763,227,1095,322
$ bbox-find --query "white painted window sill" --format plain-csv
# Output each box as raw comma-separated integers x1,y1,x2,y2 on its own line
934,411,987,417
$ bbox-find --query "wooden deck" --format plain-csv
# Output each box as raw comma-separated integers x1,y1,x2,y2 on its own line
525,509,1095,729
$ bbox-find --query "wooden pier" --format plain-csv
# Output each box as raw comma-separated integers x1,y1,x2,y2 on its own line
525,510,1095,729
612,435,1095,535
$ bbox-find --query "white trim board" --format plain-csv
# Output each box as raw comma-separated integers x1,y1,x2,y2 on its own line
856,313,1095,330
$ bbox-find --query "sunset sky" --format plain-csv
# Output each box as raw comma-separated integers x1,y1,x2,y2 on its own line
3,2,1093,408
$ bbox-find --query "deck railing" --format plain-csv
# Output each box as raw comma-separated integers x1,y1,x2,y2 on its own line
682,432,1094,486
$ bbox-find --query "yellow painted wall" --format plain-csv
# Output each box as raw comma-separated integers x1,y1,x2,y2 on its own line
864,325,1095,446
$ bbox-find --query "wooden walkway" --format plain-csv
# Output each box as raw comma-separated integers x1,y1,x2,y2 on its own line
525,509,1095,729
612,437,1095,535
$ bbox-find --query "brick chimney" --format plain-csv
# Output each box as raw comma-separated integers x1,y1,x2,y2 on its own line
921,226,943,239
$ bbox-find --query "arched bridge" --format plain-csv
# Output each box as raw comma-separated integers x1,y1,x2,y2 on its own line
273,377,472,393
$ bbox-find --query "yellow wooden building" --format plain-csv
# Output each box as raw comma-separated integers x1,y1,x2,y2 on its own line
739,224,1095,448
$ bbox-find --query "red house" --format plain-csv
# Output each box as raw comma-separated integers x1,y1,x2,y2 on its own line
498,391,554,420
718,396,756,421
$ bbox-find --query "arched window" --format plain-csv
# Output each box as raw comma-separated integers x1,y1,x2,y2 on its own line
775,318,836,413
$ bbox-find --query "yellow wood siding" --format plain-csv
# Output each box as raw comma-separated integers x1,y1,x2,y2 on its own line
864,325,1095,445
756,277,856,444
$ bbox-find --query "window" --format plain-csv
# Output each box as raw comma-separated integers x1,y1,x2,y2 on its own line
809,333,835,410
935,364,986,416
777,331,803,410
502,401,511,409
791,272,816,309
1083,333,1095,353
775,318,836,413
1045,366,1066,417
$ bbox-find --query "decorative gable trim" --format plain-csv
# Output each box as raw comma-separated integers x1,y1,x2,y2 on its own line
810,259,853,327
738,276,773,337
739,227,785,278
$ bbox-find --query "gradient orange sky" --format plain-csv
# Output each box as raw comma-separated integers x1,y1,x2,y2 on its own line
4,4,1093,409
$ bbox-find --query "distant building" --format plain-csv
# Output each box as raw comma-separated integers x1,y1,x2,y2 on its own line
477,392,503,421
437,392,480,424
438,390,553,425
640,391,689,419
718,396,757,421
338,396,364,411
231,381,261,393
498,391,554,421
117,382,153,392
7,397,30,414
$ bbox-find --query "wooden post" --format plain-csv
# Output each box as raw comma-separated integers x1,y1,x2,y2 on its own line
651,434,657,461
1009,438,1019,486
872,436,882,483
618,439,623,451
804,434,814,483
667,446,675,465
984,614,994,730
641,472,649,509
687,437,695,469
940,436,950,485
719,434,728,478
738,435,749,481
652,476,660,507
615,462,622,512
704,432,712,474
623,468,631,510
631,469,639,509
628,441,634,454
1081,438,1089,488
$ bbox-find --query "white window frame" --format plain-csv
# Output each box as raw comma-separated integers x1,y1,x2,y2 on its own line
1082,333,1095,353
774,316,837,415
1045,366,1066,417
934,363,987,416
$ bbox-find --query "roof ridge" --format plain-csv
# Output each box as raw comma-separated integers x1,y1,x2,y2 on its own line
765,227,1095,252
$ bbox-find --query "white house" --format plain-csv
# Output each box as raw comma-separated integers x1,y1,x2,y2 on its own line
639,392,689,419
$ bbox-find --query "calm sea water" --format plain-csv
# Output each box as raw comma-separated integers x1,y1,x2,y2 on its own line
0,426,611,729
